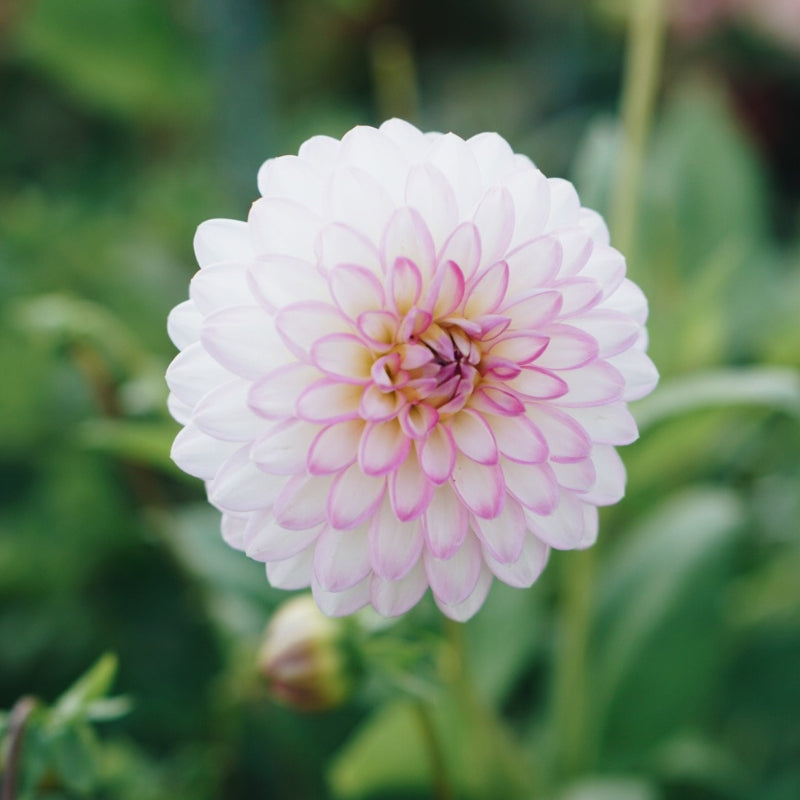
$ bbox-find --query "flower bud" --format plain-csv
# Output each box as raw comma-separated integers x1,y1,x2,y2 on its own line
258,595,356,712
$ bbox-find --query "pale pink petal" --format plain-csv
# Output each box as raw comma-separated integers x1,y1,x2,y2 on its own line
388,256,423,314
379,118,430,160
209,445,286,512
248,256,327,311
424,532,482,606
312,524,371,591
464,260,509,318
434,566,492,622
275,301,351,358
582,245,626,296
248,363,319,419
578,207,610,245
296,379,362,423
298,134,341,171
468,385,526,417
399,403,439,440
382,207,436,282
369,500,424,581
273,473,334,530
422,483,470,558
166,342,236,406
249,197,322,261
554,361,625,407
250,419,319,474
417,425,456,484
194,378,270,441
605,278,649,324
420,259,465,318
357,310,398,349
312,574,371,616
448,409,499,465
171,423,239,480
526,491,592,550
451,456,505,519
316,222,382,276
358,419,411,477
221,513,248,550
535,325,599,370
580,445,627,506
467,131,518,184
370,561,428,617
245,511,323,561
190,262,254,314
340,125,407,202
554,278,602,316
328,263,385,321
390,451,434,521
608,348,659,401
266,546,315,590
405,163,458,251
307,420,363,475
359,385,404,423
556,228,594,278
167,393,193,425
437,222,481,282
486,413,548,464
194,219,252,268
483,535,549,588
551,457,596,492
202,306,287,379
503,290,564,331
311,333,373,383
473,495,527,563
327,464,386,529
569,310,640,357
507,367,569,401
167,300,202,349
472,187,515,269
489,333,549,365
502,459,560,514
567,404,639,446
524,405,591,461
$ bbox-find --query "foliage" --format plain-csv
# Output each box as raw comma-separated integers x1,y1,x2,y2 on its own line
2,0,799,798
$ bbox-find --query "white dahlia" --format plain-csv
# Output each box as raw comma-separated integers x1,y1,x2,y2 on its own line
167,119,657,621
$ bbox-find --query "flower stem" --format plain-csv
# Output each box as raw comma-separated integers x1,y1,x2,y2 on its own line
1,696,37,800
611,0,667,257
414,699,454,800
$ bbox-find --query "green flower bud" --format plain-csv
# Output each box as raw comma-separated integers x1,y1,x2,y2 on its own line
258,595,356,712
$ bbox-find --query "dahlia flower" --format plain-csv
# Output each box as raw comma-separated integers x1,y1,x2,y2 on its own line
167,119,657,621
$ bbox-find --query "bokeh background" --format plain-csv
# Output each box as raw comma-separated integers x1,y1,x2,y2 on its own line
2,0,800,798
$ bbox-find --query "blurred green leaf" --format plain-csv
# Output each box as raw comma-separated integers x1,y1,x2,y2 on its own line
558,775,659,800
76,419,179,475
50,654,118,727
590,488,743,761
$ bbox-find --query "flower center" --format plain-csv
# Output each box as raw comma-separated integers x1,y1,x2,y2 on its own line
371,318,482,417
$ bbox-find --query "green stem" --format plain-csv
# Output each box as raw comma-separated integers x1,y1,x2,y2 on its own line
414,699,454,800
552,0,667,781
1,696,37,800
611,0,667,256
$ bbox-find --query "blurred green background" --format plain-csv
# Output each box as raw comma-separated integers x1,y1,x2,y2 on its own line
1,0,800,798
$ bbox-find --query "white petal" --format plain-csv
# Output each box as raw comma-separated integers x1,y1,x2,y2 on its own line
580,445,626,506
249,197,322,261
166,342,235,407
607,348,659,401
328,165,395,243
193,378,270,441
313,524,371,591
317,222,382,276
434,565,492,622
405,164,458,251
248,256,328,311
503,167,550,249
266,546,315,590
245,511,322,561
467,131,518,185
340,125,407,203
369,499,424,581
257,154,326,214
190,262,254,314
546,178,581,229
194,219,252,268
451,456,505,519
567,403,638,446
501,459,559,515
423,531,482,606
250,419,319,474
472,187,515,269
327,464,386,530
473,495,527,564
274,473,334,530
369,560,428,617
248,363,319,420
312,574,371,616
422,484,469,558
427,132,483,218
170,423,239,480
525,491,593,550
483,534,549,588
167,300,202,349
209,445,286,512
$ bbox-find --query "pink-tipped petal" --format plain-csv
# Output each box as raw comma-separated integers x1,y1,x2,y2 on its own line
508,367,569,401
273,473,334,530
502,459,560,515
473,495,527,564
390,452,434,521
358,419,411,477
312,524,371,591
489,333,550,365
422,484,470,558
370,561,429,617
245,511,322,561
250,419,319,475
504,236,562,301
295,379,362,423
389,256,423,315
266,547,315,590
209,445,286,512
535,325,599,370
249,363,320,420
326,463,386,530
434,565,493,622
438,222,482,282
486,413,548,464
424,532,482,606
312,574,371,617
451,456,505,519
448,410,499,465
554,278,602,316
464,260,510,318
472,187,515,268
418,425,456,484
311,333,373,383
469,385,526,417
328,263,386,320
307,420,363,475
483,535,549,588
369,500,424,581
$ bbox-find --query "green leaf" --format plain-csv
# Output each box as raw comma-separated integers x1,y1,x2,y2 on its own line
558,776,659,800
76,419,180,475
590,488,743,761
51,653,118,727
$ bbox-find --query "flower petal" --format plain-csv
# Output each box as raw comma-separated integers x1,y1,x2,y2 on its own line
328,263,386,320
317,222,382,275
209,445,286,512
580,444,626,506
502,459,560,514
483,534,549,588
250,419,319,475
526,491,594,550
266,546,315,590
307,420,363,475
422,484,470,559
390,451,434,521
170,423,239,480
434,566,493,622
275,301,351,358
438,222,481,282
274,473,335,530
166,342,235,406
194,219,252,268
369,500,424,581
473,495,527,563
451,456,505,519
327,464,386,530
312,574,371,617
424,532,482,606
312,524,371,591
524,405,591,461
248,363,319,419
370,561,428,617
418,425,456,484
191,262,253,314
193,378,270,441
248,256,327,311
167,300,202,349
296,379,362,423
472,187,515,268
487,413,548,464
535,324,599,370
382,207,436,282
358,419,411,477
448,410,499,465
311,333,373,383
405,163,458,251
245,511,322,561
249,197,322,261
